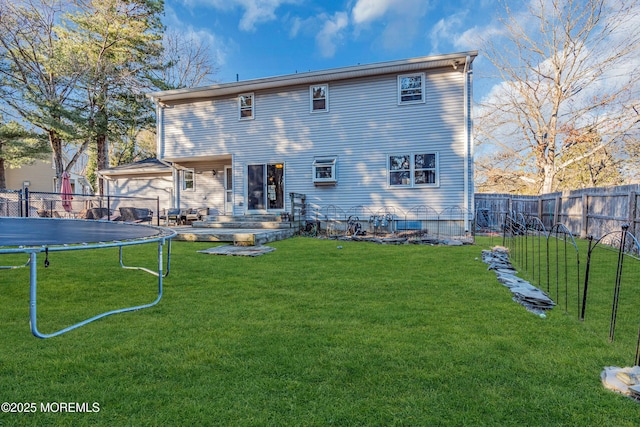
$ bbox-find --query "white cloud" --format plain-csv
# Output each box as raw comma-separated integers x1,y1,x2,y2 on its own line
163,4,231,68
352,0,429,27
288,16,303,38
315,12,349,58
182,0,299,32
352,0,393,25
237,0,290,31
429,12,466,52
351,0,431,51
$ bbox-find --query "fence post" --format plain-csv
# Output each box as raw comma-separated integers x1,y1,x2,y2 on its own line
537,197,543,222
581,193,588,239
553,195,560,226
24,188,30,217
629,191,637,238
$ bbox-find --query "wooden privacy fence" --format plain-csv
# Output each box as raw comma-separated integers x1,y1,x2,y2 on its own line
475,184,640,239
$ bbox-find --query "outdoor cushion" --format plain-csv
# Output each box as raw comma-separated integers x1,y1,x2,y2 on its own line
91,208,110,220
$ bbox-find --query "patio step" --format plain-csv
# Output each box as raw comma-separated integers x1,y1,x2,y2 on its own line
192,214,293,230
172,227,296,246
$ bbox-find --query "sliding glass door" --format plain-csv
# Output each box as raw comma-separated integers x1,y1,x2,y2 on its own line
247,163,284,212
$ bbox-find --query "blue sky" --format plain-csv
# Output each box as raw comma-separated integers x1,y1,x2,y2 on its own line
163,0,498,97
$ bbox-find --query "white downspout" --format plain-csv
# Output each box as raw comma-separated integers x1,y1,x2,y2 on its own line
463,56,472,231
154,99,179,208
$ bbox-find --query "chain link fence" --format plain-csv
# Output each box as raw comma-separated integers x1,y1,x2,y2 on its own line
1,189,161,225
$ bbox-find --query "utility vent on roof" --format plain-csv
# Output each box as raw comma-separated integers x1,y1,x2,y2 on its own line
313,157,337,185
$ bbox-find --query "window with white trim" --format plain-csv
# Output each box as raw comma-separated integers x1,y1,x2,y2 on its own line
310,84,328,112
182,169,195,191
312,157,337,184
397,73,425,104
238,93,254,119
388,153,438,187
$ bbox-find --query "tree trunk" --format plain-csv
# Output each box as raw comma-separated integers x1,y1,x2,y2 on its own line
96,133,108,195
49,130,64,188
542,165,555,194
0,156,6,190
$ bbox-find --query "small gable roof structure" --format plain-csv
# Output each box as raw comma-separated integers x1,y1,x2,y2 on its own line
99,158,172,177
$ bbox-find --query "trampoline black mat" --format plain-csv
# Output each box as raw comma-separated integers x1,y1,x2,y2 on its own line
0,217,169,247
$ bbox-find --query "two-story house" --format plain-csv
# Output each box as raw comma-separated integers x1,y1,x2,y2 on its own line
146,51,477,226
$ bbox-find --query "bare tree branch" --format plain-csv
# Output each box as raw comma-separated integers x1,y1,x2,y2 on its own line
476,0,640,194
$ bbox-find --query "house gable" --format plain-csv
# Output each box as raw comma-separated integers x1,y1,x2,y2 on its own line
148,52,477,217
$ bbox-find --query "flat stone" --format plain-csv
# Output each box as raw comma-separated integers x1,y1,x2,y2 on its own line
198,245,276,257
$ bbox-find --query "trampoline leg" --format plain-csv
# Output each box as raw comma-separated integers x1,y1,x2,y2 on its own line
29,252,40,337
29,240,170,339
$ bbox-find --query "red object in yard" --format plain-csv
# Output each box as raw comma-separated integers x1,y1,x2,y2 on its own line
61,172,73,212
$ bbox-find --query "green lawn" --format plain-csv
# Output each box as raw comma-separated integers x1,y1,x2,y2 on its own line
1,236,639,426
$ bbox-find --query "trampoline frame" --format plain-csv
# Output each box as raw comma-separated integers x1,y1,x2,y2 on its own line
1,219,176,338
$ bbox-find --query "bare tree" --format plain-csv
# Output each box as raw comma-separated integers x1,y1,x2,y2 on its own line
476,0,640,194
153,29,219,90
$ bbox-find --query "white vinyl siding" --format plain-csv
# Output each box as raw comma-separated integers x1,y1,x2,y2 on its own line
161,68,467,214
107,175,173,212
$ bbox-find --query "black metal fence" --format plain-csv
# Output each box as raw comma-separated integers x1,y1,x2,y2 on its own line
303,204,475,242
503,211,640,366
1,188,161,226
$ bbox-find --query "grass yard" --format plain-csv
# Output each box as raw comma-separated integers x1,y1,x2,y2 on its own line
1,236,640,426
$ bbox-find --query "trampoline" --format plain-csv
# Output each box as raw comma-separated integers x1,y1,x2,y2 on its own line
0,217,176,338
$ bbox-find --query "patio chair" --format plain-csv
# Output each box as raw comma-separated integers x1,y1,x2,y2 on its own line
179,207,209,225
179,208,197,225
196,207,210,221
160,208,181,226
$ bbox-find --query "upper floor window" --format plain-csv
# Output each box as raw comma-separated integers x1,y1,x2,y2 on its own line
310,84,328,112
388,153,438,187
239,93,254,120
398,73,425,104
182,169,195,191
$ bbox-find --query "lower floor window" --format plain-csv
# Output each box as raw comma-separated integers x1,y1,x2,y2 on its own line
182,169,195,191
388,153,438,187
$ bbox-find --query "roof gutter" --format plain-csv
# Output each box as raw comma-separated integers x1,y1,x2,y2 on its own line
147,51,478,103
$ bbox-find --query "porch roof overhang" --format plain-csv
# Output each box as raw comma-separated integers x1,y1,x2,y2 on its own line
99,158,172,178
147,51,478,104
164,154,232,168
